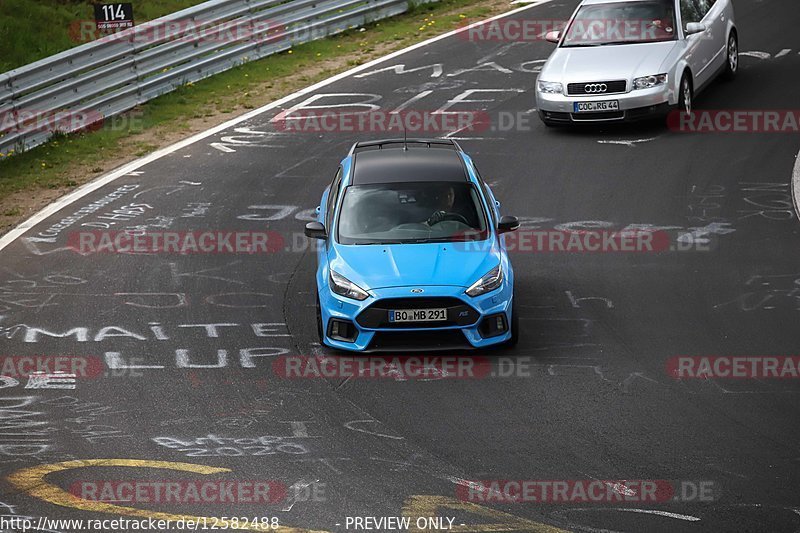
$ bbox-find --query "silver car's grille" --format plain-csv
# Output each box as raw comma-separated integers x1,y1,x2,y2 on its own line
567,80,627,95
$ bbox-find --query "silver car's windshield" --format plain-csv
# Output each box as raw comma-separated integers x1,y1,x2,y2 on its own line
562,0,678,47
336,181,488,245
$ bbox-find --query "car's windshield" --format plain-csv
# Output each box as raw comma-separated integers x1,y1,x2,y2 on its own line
336,181,488,245
562,0,677,47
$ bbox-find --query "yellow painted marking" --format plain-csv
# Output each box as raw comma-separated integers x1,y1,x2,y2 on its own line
7,459,327,533
402,495,569,532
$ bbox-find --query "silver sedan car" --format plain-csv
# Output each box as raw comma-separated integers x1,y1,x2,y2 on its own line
535,0,738,125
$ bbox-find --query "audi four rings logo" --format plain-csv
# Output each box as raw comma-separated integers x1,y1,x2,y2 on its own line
584,83,608,93
411,288,424,293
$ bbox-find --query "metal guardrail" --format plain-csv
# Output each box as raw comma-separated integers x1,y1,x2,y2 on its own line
0,0,433,156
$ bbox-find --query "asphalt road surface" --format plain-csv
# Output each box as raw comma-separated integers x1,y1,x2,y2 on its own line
1,0,799,531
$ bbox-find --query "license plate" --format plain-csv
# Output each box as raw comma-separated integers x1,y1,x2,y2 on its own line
573,100,619,113
389,308,447,323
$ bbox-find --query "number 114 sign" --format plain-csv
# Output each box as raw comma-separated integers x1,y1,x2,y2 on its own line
94,3,135,31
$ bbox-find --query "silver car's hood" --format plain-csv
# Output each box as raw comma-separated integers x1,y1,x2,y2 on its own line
541,41,679,83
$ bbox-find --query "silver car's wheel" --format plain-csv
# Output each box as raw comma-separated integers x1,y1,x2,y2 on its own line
724,33,738,79
679,75,693,115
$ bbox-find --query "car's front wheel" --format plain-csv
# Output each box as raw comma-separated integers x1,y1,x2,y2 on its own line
678,74,693,115
724,31,738,80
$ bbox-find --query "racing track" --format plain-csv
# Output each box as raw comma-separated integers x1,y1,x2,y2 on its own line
1,0,800,531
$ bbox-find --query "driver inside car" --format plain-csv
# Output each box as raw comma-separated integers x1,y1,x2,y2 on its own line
426,185,458,226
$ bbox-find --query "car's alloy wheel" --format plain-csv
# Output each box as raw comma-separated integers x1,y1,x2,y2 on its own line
679,75,693,115
725,33,738,79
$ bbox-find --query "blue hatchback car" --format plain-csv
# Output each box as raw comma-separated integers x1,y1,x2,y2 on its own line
304,139,520,352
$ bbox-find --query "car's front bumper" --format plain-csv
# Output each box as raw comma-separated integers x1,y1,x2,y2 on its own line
536,84,673,123
319,284,514,352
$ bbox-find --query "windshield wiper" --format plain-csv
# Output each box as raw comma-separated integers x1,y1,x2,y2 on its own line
596,40,639,45
406,237,459,243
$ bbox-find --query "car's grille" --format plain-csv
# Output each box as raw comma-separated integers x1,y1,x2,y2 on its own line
356,297,480,329
571,111,625,121
366,330,473,352
567,80,627,95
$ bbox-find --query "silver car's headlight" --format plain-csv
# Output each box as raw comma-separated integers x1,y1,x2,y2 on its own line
633,74,668,90
466,264,503,297
329,270,369,301
537,81,563,94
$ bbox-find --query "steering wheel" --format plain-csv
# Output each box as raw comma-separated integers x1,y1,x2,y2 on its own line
429,212,469,225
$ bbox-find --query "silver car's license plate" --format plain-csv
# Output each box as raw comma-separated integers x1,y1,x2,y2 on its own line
574,100,620,113
389,308,447,323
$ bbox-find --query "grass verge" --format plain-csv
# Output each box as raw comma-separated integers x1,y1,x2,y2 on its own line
0,0,208,72
0,0,514,234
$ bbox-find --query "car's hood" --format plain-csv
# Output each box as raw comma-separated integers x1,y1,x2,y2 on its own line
541,41,678,83
329,241,500,290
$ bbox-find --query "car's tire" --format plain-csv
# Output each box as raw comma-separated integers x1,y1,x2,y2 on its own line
723,31,738,80
315,295,324,344
678,73,693,115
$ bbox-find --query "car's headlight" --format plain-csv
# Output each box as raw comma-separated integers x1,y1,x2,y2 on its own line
537,81,563,94
466,264,503,297
633,73,668,90
329,270,369,301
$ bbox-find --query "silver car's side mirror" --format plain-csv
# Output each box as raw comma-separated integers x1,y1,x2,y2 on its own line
545,31,561,44
684,22,706,35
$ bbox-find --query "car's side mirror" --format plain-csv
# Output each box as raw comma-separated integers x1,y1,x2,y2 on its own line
684,22,706,35
498,215,520,234
545,31,561,44
305,221,328,240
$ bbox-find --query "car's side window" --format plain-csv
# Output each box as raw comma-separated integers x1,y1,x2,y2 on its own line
326,167,342,230
472,164,497,226
679,0,702,24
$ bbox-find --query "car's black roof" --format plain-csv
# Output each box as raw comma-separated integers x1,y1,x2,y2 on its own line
351,145,468,185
